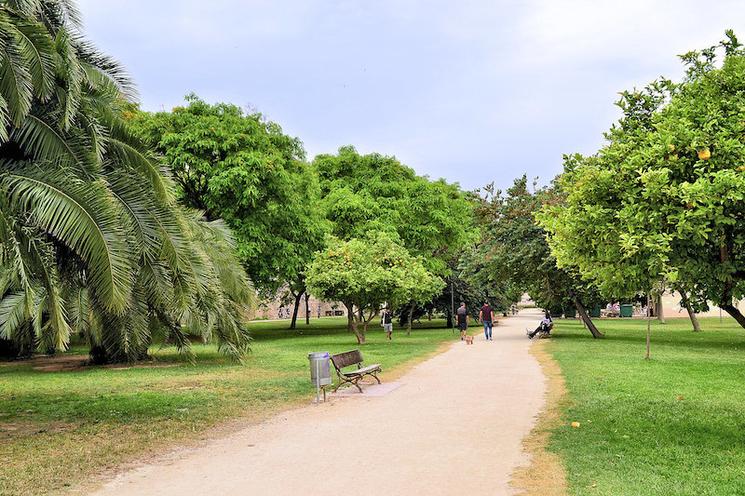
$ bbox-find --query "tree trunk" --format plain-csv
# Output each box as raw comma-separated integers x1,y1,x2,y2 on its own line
645,295,652,360
362,308,374,335
345,303,366,343
445,308,453,329
351,319,365,344
355,315,366,344
345,302,354,332
289,291,303,330
572,294,604,338
305,293,310,325
406,303,414,336
722,303,745,329
656,294,666,324
678,289,701,332
720,272,745,329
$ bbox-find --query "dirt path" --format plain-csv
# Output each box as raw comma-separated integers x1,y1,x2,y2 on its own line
92,310,547,496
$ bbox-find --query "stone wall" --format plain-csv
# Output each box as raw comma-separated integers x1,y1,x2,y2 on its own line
257,293,346,321
659,292,744,319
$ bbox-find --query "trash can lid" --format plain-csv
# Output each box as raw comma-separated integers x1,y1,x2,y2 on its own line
308,352,330,359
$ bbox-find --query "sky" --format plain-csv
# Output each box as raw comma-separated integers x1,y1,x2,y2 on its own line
77,0,745,191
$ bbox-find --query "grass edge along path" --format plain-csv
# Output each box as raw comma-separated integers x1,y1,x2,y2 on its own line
543,316,745,496
0,318,459,496
510,338,568,496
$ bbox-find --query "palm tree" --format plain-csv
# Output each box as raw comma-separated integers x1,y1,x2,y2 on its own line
0,0,254,361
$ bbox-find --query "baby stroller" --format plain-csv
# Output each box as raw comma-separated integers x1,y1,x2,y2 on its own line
527,313,553,339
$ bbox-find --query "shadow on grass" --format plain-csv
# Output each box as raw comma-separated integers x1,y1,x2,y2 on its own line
249,322,452,341
552,329,745,355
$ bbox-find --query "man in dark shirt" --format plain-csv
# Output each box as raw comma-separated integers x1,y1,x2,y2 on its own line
479,302,494,340
456,302,468,340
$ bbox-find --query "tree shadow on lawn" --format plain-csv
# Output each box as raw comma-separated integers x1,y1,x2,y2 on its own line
249,321,450,341
551,327,745,354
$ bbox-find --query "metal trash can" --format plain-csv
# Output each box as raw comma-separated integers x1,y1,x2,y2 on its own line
590,305,602,318
308,352,331,387
620,304,634,318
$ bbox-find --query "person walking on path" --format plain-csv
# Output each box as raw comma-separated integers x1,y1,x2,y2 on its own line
381,307,393,340
456,302,468,340
479,302,494,340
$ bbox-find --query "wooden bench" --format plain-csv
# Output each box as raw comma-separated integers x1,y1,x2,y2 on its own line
330,350,381,393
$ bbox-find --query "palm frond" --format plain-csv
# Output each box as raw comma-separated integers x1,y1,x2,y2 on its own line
0,290,29,340
105,169,164,262
75,39,137,101
0,208,35,303
0,41,33,125
104,167,192,316
0,91,9,142
53,27,83,130
65,284,89,336
12,113,97,172
4,0,43,18
27,236,70,350
10,15,56,100
46,0,81,28
38,0,82,31
2,163,134,314
106,132,171,202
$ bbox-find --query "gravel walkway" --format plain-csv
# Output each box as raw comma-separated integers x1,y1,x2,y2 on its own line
93,310,547,496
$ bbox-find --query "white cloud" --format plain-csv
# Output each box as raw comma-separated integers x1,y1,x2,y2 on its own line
76,0,745,190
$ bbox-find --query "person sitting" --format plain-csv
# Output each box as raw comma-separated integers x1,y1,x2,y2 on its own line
527,312,553,339
605,302,620,317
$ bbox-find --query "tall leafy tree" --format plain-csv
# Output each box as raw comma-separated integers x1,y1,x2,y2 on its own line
313,146,475,275
539,32,745,330
313,146,475,328
0,0,254,361
469,178,604,337
130,97,329,328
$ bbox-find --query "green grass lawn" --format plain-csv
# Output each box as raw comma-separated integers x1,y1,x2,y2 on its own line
0,317,457,496
547,316,745,496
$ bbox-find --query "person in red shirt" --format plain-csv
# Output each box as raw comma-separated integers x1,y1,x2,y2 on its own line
479,302,494,340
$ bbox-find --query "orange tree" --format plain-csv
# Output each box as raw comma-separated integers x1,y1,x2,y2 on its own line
538,32,745,329
306,232,443,343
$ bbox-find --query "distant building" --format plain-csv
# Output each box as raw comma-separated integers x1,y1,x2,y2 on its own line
658,291,744,319
257,292,346,321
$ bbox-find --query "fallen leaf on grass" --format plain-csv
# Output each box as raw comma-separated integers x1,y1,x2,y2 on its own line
571,421,581,428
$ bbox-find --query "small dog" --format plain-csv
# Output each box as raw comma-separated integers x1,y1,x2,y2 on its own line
464,335,474,345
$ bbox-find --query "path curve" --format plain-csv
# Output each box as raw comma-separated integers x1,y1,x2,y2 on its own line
92,310,547,496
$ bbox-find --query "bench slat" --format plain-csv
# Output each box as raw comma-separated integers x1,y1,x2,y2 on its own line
340,364,381,377
330,350,364,370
